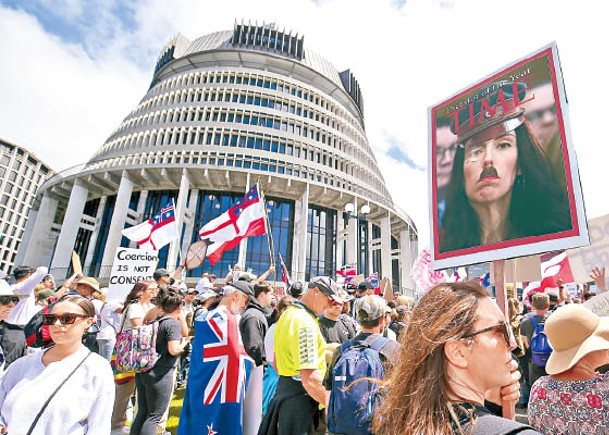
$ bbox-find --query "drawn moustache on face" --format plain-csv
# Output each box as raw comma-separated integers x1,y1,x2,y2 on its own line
479,166,498,181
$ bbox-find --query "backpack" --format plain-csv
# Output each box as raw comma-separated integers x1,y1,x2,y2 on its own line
114,310,169,373
530,316,552,367
327,335,390,435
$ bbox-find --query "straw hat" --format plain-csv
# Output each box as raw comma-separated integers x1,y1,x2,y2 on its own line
545,304,609,375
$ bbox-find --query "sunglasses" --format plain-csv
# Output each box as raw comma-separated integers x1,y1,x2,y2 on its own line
41,313,89,326
0,296,19,305
461,321,515,348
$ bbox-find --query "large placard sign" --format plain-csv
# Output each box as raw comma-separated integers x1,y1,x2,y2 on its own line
429,42,589,270
567,214,609,283
107,247,159,302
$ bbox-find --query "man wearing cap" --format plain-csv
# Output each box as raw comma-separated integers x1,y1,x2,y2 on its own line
350,281,374,320
153,265,184,287
520,293,551,391
323,295,400,430
7,265,48,327
318,289,358,345
258,276,345,435
178,280,256,434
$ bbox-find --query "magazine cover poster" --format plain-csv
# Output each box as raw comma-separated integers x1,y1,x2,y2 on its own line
429,42,588,270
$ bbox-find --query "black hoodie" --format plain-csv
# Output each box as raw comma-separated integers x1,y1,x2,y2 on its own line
239,298,268,367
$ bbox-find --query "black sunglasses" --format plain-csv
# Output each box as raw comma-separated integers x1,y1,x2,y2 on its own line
0,296,19,305
461,321,515,347
41,313,89,326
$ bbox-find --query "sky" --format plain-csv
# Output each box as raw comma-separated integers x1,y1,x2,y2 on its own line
1,0,608,252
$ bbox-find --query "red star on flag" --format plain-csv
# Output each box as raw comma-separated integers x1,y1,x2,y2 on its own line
207,423,218,435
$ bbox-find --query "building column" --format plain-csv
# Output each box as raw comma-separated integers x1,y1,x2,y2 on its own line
345,198,358,271
180,188,199,258
84,196,107,274
129,190,149,249
50,181,89,275
100,173,134,270
399,227,415,293
336,211,346,275
17,192,59,267
167,169,190,269
237,174,251,270
292,184,309,283
380,212,393,284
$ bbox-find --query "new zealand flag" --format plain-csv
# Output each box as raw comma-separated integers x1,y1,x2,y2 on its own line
178,306,253,435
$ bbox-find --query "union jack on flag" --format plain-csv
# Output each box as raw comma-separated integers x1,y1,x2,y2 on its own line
179,306,253,434
121,199,179,251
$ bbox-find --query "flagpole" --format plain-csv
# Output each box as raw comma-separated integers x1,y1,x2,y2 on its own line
258,181,277,277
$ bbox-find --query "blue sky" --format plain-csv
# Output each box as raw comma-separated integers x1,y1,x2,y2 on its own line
1,0,608,253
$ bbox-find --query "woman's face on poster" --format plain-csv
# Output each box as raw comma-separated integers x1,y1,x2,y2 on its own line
462,132,518,205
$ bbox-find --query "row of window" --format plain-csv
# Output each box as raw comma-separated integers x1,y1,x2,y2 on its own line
99,125,382,192
87,146,391,207
146,69,358,124
119,86,365,147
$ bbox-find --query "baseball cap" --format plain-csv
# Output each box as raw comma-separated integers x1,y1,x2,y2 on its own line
198,289,217,303
223,280,255,300
355,295,387,322
308,276,346,304
153,268,170,281
357,281,374,292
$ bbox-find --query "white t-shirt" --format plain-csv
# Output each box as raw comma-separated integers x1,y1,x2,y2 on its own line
0,345,115,434
120,301,154,332
7,266,47,326
264,323,277,364
97,301,122,340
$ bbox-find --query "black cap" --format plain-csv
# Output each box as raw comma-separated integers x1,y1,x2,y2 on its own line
227,280,255,300
13,265,36,280
153,268,170,281
308,276,346,303
288,281,304,298
345,283,357,295
357,281,374,292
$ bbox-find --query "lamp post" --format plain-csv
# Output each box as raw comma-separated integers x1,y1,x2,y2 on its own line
344,202,370,275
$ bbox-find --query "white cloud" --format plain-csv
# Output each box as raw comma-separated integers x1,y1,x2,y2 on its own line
1,0,609,255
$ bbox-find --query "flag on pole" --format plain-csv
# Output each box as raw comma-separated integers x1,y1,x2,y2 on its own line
540,251,575,289
198,184,267,265
279,253,291,287
121,200,179,251
336,266,356,285
366,272,379,287
178,306,253,434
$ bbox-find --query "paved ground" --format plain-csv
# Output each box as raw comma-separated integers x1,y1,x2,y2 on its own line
515,405,529,425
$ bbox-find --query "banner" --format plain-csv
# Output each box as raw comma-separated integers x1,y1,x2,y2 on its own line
107,247,159,302
567,214,609,283
429,42,588,270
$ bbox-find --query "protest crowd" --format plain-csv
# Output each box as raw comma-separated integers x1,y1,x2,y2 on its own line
0,253,608,435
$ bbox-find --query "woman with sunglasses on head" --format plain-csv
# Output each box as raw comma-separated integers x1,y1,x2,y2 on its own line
0,295,114,434
0,279,27,375
374,281,541,435
130,286,189,435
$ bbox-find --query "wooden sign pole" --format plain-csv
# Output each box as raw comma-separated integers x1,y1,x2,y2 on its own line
493,259,515,420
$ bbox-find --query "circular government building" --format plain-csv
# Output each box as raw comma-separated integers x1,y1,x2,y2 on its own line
18,21,418,291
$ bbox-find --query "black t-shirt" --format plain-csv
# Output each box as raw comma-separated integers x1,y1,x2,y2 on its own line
0,321,25,368
318,314,358,344
151,317,183,374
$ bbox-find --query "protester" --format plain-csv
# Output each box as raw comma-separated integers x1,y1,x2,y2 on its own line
111,280,157,434
287,281,304,299
262,295,294,416
258,276,346,435
324,295,399,434
528,304,609,433
441,81,572,252
195,272,217,292
318,290,357,345
388,305,410,340
241,282,275,435
97,299,122,361
0,279,26,373
130,286,189,435
520,293,551,388
373,281,535,434
7,265,47,326
0,296,114,434
178,281,256,434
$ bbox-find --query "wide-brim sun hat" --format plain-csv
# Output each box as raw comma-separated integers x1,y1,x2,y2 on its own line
545,304,609,375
